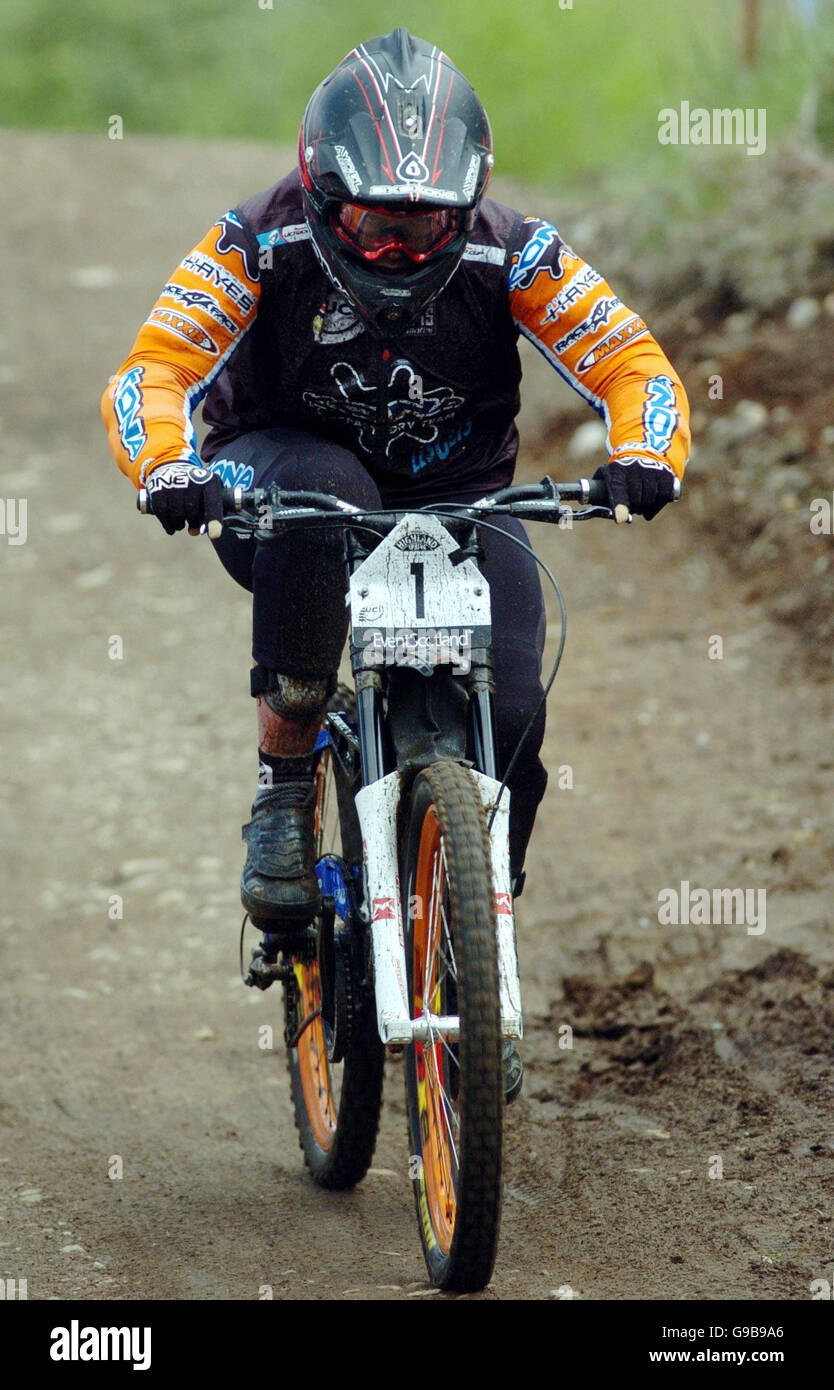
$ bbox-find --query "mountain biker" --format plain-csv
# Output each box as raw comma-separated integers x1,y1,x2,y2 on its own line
101,29,690,1096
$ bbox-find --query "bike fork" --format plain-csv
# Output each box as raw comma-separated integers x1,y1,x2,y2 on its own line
351,664,522,1046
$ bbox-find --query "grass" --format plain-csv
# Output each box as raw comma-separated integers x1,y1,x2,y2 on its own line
0,0,827,187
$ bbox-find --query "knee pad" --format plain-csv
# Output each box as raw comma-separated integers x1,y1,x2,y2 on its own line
250,666,336,721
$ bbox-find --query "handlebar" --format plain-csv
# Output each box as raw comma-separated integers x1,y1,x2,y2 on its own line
137,474,681,527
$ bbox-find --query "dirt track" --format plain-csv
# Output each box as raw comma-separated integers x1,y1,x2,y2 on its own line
1,131,832,1301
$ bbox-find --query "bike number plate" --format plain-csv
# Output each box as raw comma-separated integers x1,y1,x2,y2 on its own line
349,514,491,672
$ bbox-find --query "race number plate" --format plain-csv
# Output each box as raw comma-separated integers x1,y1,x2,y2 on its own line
349,514,492,673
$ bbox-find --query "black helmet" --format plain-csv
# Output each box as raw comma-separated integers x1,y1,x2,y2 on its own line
299,29,493,337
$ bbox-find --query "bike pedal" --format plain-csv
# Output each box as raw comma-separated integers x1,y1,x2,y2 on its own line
244,945,288,990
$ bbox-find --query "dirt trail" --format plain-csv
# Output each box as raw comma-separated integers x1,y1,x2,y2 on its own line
1,133,832,1300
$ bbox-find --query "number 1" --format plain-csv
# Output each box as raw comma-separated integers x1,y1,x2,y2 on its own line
410,561,425,619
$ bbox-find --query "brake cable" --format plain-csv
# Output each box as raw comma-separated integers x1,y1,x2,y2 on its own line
414,504,569,834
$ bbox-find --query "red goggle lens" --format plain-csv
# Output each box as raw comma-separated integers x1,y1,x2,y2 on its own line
332,202,460,262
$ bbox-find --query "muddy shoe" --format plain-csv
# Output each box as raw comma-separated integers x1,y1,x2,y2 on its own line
241,780,320,929
503,1040,523,1104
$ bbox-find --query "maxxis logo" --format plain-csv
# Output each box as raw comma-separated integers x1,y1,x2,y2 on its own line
149,308,219,355
575,315,649,373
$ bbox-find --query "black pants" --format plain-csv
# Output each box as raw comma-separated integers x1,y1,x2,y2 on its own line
211,428,548,875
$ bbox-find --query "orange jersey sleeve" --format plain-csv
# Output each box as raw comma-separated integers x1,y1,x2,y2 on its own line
507,218,690,478
101,213,261,487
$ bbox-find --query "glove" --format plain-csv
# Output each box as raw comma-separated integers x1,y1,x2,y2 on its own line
594,456,677,524
145,461,223,538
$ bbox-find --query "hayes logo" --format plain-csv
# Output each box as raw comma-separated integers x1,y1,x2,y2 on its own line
394,531,440,552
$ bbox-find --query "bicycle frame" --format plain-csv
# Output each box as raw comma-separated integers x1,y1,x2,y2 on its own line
338,508,522,1046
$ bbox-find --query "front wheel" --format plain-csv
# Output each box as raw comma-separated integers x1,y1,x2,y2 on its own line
402,761,504,1291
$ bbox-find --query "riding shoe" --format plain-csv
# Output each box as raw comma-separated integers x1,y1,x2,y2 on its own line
241,780,320,928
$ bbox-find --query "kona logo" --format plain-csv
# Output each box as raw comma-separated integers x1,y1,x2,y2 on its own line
394,531,440,552
113,366,146,462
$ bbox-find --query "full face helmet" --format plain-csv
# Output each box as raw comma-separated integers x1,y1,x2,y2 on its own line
299,28,493,337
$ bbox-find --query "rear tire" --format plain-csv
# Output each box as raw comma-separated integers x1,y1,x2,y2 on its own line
402,760,503,1291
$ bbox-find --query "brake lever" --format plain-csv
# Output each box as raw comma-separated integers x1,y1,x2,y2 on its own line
569,504,630,523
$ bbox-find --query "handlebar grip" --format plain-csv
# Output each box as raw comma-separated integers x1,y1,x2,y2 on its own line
579,475,682,505
137,485,244,514
581,478,609,506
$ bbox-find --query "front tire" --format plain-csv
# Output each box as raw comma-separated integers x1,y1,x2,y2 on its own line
402,761,503,1291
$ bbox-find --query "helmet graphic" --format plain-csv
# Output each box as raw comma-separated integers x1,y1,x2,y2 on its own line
299,28,493,337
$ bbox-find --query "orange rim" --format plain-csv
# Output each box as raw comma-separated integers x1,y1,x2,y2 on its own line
292,751,338,1152
412,804,457,1254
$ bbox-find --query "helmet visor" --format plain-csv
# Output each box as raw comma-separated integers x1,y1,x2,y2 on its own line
332,202,461,262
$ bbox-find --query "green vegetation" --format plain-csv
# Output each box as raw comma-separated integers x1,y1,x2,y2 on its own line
0,0,826,187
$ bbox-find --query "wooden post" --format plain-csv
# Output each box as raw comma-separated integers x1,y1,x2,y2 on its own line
741,0,761,67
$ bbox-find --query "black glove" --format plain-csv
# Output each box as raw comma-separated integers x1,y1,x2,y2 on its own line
594,456,677,522
145,462,223,537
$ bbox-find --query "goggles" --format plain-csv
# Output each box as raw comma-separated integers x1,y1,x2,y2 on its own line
332,201,461,262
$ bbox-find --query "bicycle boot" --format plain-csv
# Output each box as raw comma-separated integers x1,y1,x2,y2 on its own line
503,1039,523,1104
241,780,320,935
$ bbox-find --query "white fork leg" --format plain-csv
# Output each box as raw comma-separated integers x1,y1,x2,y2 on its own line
354,768,522,1044
471,771,523,1038
354,772,413,1045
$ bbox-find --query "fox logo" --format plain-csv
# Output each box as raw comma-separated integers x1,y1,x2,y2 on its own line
215,212,260,283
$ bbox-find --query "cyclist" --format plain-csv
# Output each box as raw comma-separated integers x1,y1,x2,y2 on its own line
102,29,690,1095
